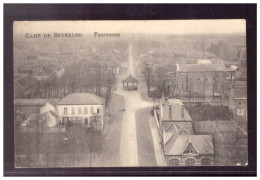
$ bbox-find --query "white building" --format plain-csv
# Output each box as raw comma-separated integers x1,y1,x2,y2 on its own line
57,93,105,131
40,102,56,114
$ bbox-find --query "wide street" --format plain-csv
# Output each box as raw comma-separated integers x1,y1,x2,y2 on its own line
110,45,165,166
70,45,166,167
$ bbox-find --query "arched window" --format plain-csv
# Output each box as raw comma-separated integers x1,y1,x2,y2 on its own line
169,158,180,166
201,158,211,166
185,158,195,166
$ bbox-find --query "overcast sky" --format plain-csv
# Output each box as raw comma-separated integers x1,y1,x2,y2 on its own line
14,20,246,35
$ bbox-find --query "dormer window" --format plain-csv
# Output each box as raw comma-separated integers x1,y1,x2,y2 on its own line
183,143,197,154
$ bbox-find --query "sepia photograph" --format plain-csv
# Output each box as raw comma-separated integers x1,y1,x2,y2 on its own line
12,19,249,168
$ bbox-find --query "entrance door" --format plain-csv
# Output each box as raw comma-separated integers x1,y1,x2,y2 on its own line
84,118,88,124
62,117,69,124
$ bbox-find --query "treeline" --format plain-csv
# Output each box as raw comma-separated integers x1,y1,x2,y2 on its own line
37,59,117,103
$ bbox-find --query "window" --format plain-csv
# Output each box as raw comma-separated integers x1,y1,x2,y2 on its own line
84,107,88,114
185,158,195,166
237,108,244,116
169,158,180,166
201,158,211,166
97,108,100,114
84,118,88,124
186,76,189,90
183,143,197,154
90,107,94,114
78,107,81,114
64,108,67,114
72,107,75,114
238,101,242,106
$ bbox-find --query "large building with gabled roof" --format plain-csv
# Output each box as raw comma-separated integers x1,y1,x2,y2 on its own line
56,93,105,131
174,63,235,104
156,95,214,166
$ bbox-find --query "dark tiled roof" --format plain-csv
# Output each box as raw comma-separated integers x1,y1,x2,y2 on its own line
161,99,192,121
122,75,138,83
15,75,38,89
164,134,214,156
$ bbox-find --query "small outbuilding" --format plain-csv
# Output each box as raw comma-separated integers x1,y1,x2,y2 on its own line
122,74,138,90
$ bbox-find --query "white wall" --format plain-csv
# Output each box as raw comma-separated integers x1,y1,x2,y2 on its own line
40,102,56,114
46,112,57,127
57,104,104,123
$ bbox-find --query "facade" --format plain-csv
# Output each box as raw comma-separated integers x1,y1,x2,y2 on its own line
229,81,247,132
164,134,214,166
174,63,235,104
90,66,119,75
157,96,214,166
57,93,105,131
89,59,120,75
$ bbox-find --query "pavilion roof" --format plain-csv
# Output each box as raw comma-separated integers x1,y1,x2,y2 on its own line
122,74,138,83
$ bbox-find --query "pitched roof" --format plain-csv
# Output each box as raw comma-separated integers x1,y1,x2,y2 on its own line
15,75,39,89
49,110,59,119
161,98,192,121
122,75,138,83
164,135,213,156
14,98,59,106
45,99,60,107
176,64,234,72
58,93,104,105
163,122,192,145
20,111,59,128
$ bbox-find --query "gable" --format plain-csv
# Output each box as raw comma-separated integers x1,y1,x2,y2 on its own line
40,102,56,114
183,142,197,154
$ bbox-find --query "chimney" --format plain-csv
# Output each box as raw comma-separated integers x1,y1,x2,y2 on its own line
181,105,184,119
169,105,172,119
162,92,165,106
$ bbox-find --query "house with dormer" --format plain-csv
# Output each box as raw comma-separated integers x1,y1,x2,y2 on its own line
157,94,214,166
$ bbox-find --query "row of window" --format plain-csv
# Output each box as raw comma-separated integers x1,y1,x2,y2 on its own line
168,158,211,166
63,107,100,115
